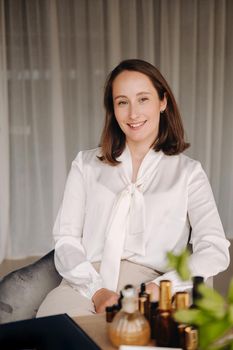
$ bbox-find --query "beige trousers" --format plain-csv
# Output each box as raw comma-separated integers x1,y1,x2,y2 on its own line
36,260,160,318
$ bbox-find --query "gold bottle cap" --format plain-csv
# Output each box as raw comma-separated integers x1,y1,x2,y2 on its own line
185,326,198,350
175,291,190,310
159,280,172,311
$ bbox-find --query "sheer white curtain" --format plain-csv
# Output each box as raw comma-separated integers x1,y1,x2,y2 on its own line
0,0,10,260
0,0,232,262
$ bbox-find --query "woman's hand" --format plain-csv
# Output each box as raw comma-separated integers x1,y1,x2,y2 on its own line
145,282,160,301
92,288,119,313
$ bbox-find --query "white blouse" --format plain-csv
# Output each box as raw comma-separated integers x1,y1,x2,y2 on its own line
53,146,230,299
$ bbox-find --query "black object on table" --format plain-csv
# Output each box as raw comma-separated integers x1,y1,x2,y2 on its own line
0,313,101,350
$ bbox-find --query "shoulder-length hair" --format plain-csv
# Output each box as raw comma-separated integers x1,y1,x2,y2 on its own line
99,59,190,165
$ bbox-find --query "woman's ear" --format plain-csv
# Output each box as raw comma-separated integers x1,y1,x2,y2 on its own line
160,92,167,112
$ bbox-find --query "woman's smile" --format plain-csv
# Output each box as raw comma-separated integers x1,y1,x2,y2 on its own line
112,70,167,150
127,120,147,130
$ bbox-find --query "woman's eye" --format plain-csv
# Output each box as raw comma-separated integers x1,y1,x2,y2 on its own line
139,97,149,103
118,100,128,106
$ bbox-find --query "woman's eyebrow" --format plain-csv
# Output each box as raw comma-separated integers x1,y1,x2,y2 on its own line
114,91,151,100
114,95,127,100
136,91,151,96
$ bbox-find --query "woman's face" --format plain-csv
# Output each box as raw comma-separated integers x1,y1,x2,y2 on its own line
112,70,167,149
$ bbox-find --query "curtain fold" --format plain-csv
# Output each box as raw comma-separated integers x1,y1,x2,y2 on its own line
0,0,232,262
49,0,67,218
0,0,10,262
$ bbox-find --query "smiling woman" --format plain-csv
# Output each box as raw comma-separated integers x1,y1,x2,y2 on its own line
36,59,230,319
112,71,166,182
100,59,190,167
113,70,166,153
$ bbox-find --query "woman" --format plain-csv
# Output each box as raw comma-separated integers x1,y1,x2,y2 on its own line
37,59,230,317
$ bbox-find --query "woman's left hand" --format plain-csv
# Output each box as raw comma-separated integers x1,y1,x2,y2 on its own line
92,288,119,313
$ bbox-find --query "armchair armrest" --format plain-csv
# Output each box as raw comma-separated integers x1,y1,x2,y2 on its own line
0,250,62,324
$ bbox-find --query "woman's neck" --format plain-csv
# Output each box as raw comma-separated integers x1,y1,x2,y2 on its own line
126,142,151,182
127,141,151,162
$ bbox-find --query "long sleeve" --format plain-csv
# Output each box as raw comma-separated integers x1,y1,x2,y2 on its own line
152,161,230,293
53,152,104,299
187,162,230,276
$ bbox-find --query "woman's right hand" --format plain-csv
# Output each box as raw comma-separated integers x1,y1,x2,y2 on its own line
92,288,119,313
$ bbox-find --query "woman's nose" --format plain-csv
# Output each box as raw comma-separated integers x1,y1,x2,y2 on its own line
128,103,139,119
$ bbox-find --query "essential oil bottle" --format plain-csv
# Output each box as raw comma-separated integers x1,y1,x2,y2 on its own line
191,276,204,308
172,291,190,348
139,283,150,320
155,280,173,347
150,301,159,340
184,326,198,350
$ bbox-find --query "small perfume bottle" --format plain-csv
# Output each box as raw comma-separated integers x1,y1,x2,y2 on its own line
105,304,120,323
139,283,150,319
106,306,114,323
138,296,147,317
150,301,159,340
108,285,151,347
172,291,190,348
184,326,198,350
155,280,173,347
191,276,204,308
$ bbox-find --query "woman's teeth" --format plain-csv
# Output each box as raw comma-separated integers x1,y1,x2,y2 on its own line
128,121,146,129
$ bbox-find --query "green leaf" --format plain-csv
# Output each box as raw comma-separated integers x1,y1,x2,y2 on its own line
198,284,225,305
196,284,226,319
205,326,233,350
174,309,214,326
167,249,191,281
227,279,233,304
227,304,233,324
166,251,177,267
199,319,231,349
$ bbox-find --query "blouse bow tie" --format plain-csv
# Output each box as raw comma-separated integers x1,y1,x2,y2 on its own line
100,150,163,291
124,181,146,255
100,180,146,291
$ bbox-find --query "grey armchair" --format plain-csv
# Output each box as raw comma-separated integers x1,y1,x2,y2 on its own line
0,247,213,325
0,250,62,324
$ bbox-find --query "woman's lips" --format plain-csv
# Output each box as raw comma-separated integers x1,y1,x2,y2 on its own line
127,121,147,130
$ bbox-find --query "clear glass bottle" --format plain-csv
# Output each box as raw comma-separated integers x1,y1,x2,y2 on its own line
108,285,151,347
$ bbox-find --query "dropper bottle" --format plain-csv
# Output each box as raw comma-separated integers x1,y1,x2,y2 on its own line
139,283,150,320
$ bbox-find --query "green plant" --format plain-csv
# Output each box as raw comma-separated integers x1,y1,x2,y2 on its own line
167,249,191,281
167,250,233,349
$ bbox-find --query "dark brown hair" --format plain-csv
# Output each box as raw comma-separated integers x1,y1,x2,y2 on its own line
99,59,190,165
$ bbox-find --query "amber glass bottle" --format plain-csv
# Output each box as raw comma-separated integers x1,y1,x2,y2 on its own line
150,301,159,340
106,306,114,323
139,283,150,320
184,326,198,350
191,276,204,308
108,285,151,347
172,291,190,348
186,276,202,349
155,280,173,347
138,296,147,317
